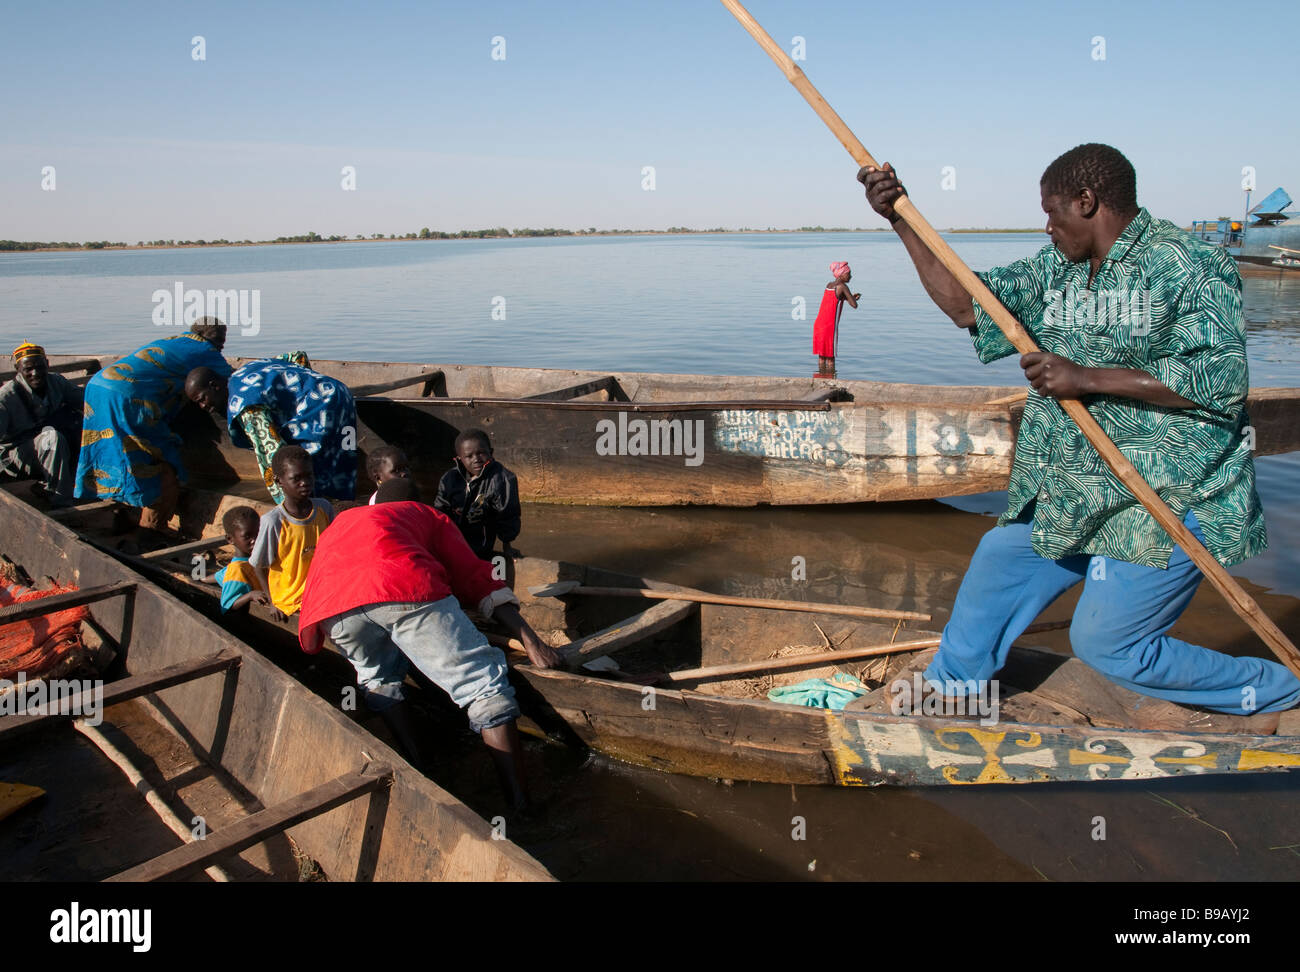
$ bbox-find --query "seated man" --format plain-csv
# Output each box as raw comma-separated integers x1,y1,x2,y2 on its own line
298,478,562,811
0,342,83,505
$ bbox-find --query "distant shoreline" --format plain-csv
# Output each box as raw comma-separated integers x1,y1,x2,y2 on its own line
1,226,1046,254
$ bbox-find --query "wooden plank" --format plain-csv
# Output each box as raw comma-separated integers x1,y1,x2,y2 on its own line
379,397,834,412
350,370,445,398
0,358,101,383
0,581,136,624
798,386,850,402
141,536,228,562
105,763,394,882
0,649,242,740
664,636,942,684
524,375,629,403
46,500,118,518
551,584,930,622
561,599,696,669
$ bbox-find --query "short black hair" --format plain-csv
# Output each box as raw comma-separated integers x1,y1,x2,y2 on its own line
271,444,312,478
375,478,421,503
454,428,492,452
222,505,260,535
366,445,408,480
1040,143,1138,215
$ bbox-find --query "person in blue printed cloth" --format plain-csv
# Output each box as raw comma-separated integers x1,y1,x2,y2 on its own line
185,352,358,502
76,320,231,532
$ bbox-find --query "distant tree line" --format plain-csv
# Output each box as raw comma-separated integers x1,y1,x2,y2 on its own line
1,225,897,253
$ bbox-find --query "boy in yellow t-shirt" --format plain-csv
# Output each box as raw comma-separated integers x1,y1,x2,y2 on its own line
250,446,334,619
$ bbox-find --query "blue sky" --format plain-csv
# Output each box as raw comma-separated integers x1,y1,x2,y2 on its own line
3,0,1296,240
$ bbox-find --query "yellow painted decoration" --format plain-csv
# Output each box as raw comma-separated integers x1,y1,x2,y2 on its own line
1069,749,1128,765
81,428,115,447
823,711,866,786
1237,749,1300,770
1155,752,1217,768
936,727,1042,785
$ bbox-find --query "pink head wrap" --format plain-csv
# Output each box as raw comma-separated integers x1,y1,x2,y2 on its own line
830,261,850,279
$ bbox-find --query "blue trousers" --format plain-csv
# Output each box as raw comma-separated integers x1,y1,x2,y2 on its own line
926,510,1300,715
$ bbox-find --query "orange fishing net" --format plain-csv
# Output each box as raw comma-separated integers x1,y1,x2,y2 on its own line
0,582,90,681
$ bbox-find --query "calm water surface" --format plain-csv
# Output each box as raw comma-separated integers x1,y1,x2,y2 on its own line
4,236,1298,881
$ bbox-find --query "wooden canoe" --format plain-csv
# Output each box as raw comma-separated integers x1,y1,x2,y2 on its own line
0,485,551,881
40,355,1300,506
45,484,1300,789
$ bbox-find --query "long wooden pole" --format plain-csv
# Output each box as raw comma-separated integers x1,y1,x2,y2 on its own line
720,0,1300,678
536,582,930,621
663,619,1071,684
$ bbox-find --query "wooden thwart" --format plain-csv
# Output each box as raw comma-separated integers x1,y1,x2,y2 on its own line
140,536,229,562
0,358,100,383
531,581,930,622
0,580,136,625
561,599,697,669
45,499,118,518
106,762,394,882
351,369,446,398
524,375,630,402
799,386,851,403
0,648,241,740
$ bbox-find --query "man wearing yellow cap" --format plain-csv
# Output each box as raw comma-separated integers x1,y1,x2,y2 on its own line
0,343,83,505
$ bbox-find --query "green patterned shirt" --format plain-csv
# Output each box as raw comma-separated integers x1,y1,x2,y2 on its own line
970,208,1265,568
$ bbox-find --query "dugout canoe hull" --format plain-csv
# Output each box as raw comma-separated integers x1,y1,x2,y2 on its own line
0,487,551,881
504,559,1300,786
48,484,1300,790
47,355,1300,507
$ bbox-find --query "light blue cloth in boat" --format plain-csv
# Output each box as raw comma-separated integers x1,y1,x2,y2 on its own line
767,672,867,710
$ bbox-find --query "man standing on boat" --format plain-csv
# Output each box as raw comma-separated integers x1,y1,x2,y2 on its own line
0,342,83,505
858,142,1299,716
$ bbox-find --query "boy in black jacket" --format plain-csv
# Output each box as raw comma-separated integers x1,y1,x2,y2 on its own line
434,428,521,561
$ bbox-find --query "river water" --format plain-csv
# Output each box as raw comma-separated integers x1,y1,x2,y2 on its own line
3,235,1298,881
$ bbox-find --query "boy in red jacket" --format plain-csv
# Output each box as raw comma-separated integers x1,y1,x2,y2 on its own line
298,478,561,811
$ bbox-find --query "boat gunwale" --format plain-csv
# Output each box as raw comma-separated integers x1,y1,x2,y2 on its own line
0,486,554,881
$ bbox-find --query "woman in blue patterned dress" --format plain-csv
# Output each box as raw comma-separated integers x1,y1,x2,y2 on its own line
76,321,231,530
185,352,358,502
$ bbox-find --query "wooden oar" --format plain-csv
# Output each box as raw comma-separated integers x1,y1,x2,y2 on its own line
528,580,930,622
660,619,1071,684
720,0,1300,678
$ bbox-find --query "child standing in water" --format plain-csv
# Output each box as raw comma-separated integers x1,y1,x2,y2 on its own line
812,261,860,377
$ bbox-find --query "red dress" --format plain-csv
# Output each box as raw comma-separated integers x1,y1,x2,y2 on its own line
812,286,843,357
